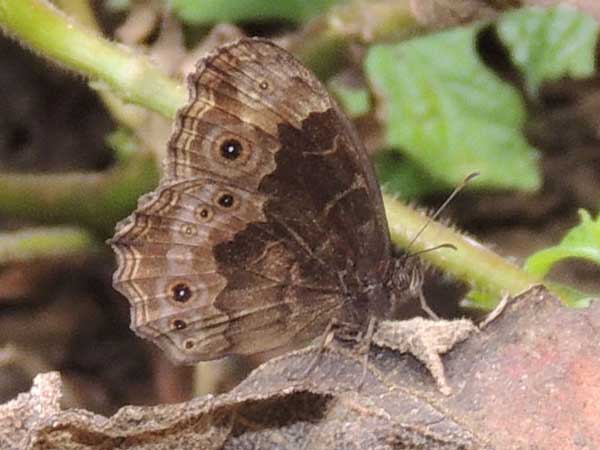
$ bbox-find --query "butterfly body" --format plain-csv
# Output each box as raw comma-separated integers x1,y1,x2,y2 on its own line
111,38,404,364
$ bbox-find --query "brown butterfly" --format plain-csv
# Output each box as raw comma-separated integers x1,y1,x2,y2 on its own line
110,38,415,364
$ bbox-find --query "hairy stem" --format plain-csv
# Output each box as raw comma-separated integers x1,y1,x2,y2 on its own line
53,0,149,129
0,153,158,237
384,195,588,306
0,0,185,118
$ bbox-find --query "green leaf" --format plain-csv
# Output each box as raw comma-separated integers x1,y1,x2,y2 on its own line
328,80,371,118
524,209,600,278
498,6,599,95
171,0,344,24
365,25,542,194
375,150,443,199
545,282,595,308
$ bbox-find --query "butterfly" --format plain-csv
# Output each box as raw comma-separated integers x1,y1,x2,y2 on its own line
110,38,415,364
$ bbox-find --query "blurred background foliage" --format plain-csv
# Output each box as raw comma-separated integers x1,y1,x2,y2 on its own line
0,0,598,414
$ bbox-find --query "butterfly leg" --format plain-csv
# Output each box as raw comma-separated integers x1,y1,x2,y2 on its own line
336,257,357,296
289,317,362,382
289,318,339,381
414,273,439,320
478,293,510,329
356,316,377,390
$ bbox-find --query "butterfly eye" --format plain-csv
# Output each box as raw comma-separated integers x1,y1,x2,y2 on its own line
220,139,242,160
171,283,192,303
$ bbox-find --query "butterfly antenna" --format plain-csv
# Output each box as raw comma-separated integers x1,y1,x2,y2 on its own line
405,172,479,256
407,243,457,258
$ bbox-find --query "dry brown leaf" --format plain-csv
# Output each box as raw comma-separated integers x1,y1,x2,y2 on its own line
1,287,598,449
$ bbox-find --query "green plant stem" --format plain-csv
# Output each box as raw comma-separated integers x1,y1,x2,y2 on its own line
0,153,158,237
384,194,538,291
53,0,149,129
0,0,185,118
54,0,96,29
383,194,587,306
0,227,94,263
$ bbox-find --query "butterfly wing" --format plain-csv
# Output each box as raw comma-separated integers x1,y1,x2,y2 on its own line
111,38,391,363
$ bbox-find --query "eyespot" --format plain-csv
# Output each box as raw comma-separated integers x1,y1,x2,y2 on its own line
213,191,239,211
180,224,197,238
259,80,269,90
217,193,234,209
213,136,251,166
184,340,194,350
170,282,192,303
220,139,242,160
195,205,213,223
172,319,187,330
